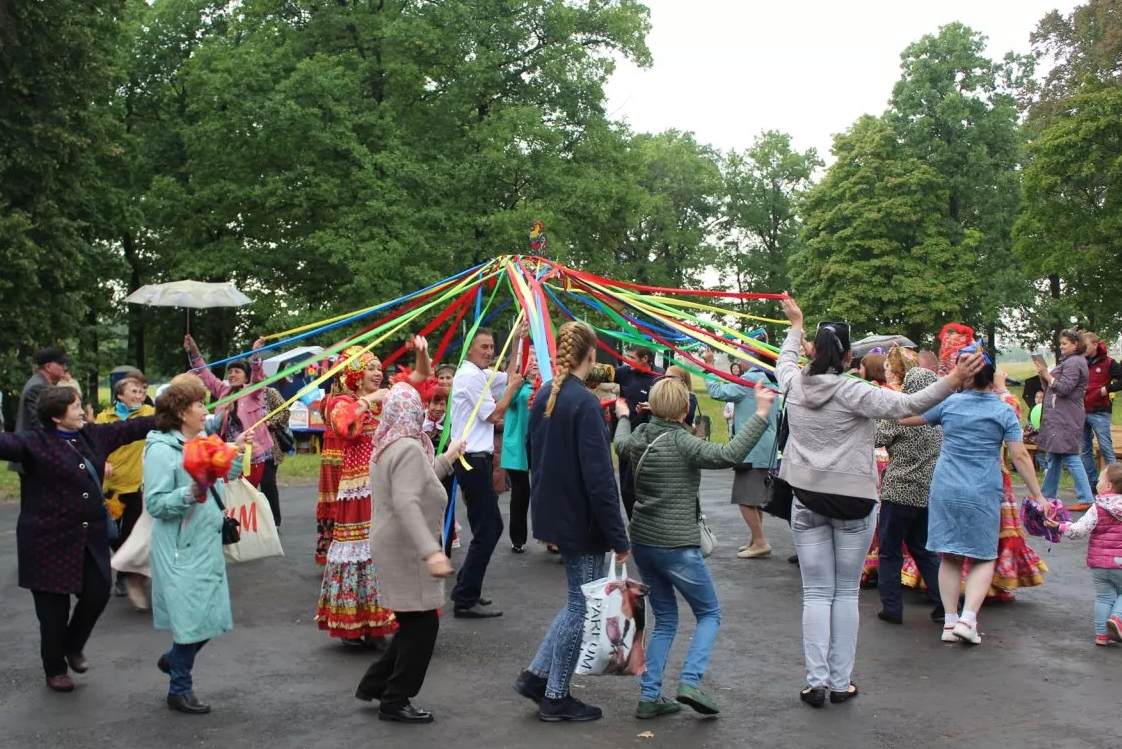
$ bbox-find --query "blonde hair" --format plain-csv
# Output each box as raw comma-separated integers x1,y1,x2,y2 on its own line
666,365,692,391
545,322,598,417
1103,463,1122,494
648,377,690,421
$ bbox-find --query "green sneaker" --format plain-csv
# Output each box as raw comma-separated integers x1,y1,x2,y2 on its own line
676,684,720,715
635,698,683,719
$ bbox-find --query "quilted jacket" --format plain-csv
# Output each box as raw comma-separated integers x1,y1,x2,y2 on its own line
615,414,768,548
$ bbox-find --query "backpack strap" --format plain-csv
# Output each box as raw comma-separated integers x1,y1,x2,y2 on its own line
635,431,670,481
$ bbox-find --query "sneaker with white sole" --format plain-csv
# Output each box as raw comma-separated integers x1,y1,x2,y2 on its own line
941,625,958,643
1108,615,1122,643
953,620,982,645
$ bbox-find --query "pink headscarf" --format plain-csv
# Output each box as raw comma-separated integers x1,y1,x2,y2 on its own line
371,382,435,465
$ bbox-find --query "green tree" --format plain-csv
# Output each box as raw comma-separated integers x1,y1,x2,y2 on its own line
1015,84,1122,342
886,22,1029,346
719,130,820,336
0,1,126,418
793,116,972,343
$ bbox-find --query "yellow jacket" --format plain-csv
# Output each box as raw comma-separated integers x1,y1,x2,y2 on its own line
96,404,157,498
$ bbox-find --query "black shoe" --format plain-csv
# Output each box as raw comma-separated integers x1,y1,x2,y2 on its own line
877,610,903,625
513,670,547,704
511,544,525,554
378,702,434,724
453,603,502,619
114,578,128,597
800,686,826,708
788,554,800,565
539,694,602,722
157,655,171,675
478,597,493,607
167,691,211,714
830,683,859,704
930,604,946,623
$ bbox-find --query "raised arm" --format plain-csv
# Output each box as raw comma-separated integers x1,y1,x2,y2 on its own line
612,407,638,461
97,415,158,455
684,413,769,469
185,335,232,401
407,335,432,384
0,432,29,463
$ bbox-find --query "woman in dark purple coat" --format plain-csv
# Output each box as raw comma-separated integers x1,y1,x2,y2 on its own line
0,386,155,692
1036,329,1094,506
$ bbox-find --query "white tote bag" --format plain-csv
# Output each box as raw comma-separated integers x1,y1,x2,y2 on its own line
221,478,284,564
111,505,153,577
574,562,648,676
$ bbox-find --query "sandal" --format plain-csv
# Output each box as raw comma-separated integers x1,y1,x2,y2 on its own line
800,686,826,708
830,683,859,704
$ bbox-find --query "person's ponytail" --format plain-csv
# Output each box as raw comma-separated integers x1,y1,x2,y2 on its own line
807,324,848,376
544,322,598,417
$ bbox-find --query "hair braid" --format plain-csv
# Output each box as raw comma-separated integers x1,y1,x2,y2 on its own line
545,322,598,418
545,331,575,417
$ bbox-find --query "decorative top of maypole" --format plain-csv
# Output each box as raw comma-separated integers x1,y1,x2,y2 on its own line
529,221,548,256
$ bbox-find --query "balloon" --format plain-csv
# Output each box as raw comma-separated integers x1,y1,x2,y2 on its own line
1030,404,1042,430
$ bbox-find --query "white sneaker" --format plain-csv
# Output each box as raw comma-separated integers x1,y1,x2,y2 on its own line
941,625,958,643
953,620,981,645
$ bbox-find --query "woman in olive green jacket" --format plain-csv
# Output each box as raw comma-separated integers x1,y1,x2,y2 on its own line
614,376,775,720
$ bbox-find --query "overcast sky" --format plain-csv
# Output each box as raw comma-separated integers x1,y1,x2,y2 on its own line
604,0,1082,159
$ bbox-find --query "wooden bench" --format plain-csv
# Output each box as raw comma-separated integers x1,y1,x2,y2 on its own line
1024,425,1122,468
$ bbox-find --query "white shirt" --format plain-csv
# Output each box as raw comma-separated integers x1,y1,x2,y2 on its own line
451,361,508,453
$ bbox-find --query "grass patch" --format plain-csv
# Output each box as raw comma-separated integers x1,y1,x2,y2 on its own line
277,453,321,484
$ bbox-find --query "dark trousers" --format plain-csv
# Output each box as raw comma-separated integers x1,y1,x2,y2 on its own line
508,469,530,547
877,502,941,615
450,453,503,608
357,610,439,708
442,474,456,557
619,459,637,520
259,458,281,527
30,550,112,677
166,640,208,695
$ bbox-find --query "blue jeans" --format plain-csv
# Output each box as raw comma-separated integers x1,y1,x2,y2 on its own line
631,544,721,702
1042,452,1095,504
166,640,208,695
528,553,605,699
1092,568,1122,636
1082,412,1117,490
791,498,878,691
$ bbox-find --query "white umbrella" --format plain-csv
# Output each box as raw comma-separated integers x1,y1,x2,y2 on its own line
125,280,251,332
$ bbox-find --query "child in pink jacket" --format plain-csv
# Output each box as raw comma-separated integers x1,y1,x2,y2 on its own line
1051,463,1122,645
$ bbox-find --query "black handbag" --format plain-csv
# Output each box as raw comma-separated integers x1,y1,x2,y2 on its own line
761,395,794,522
208,486,241,545
274,426,296,454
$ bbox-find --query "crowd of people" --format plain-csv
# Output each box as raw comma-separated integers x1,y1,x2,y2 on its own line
4,296,1122,725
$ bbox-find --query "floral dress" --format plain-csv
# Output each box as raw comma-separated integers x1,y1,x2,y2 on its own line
314,393,397,640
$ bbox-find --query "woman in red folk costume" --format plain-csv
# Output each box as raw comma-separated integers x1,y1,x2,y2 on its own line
316,342,426,646
315,371,345,566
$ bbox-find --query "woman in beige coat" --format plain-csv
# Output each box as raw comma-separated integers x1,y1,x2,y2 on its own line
356,377,464,724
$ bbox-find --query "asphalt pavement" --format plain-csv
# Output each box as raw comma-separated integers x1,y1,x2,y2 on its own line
0,474,1118,749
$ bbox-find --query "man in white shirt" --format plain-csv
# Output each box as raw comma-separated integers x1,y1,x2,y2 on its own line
449,327,523,618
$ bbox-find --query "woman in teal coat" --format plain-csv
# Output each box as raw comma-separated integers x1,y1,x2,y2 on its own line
143,375,248,715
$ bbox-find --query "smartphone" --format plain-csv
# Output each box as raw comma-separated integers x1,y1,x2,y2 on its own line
1031,354,1048,369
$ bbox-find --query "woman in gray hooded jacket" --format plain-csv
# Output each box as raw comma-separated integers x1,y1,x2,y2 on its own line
775,298,984,708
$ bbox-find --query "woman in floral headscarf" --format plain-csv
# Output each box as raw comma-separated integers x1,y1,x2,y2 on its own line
356,364,465,724
314,339,431,646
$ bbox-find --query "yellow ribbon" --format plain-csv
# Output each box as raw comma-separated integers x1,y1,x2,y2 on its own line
457,306,527,470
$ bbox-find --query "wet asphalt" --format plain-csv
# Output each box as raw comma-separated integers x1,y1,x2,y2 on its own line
0,473,1117,749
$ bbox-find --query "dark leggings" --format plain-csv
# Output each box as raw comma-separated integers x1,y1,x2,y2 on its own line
31,550,112,677
259,458,281,527
508,469,530,547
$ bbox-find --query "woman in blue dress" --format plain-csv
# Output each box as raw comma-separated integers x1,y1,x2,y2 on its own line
919,344,1046,646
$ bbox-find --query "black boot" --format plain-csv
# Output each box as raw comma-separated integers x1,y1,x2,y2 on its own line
167,691,211,714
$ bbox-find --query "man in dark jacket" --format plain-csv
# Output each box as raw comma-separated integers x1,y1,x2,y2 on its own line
1082,333,1122,491
8,347,69,480
613,347,663,519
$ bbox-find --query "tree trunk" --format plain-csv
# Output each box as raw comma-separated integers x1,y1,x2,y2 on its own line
1050,273,1062,359
123,232,145,371
83,309,99,410
986,323,997,359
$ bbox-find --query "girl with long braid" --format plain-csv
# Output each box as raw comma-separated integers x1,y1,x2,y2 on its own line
513,322,631,723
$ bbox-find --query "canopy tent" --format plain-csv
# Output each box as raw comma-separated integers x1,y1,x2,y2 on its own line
263,346,325,378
